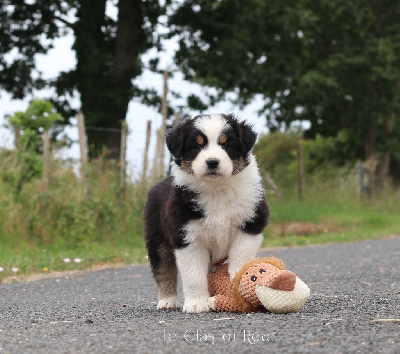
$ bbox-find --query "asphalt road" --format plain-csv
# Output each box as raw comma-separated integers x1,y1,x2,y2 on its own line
1,237,399,353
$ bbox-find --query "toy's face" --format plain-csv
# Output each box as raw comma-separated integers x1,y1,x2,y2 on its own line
239,263,278,307
239,263,297,307
239,262,311,314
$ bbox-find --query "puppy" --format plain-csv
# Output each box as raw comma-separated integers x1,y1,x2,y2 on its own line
144,113,269,313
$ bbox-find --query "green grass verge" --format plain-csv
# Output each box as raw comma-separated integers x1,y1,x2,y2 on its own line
263,193,400,247
0,241,147,276
0,157,399,279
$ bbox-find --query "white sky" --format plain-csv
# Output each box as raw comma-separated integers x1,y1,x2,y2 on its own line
0,4,269,179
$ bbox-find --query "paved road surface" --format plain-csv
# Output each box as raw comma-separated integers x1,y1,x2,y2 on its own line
1,237,399,353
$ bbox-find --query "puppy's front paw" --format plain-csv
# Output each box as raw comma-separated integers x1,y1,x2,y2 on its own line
157,296,181,310
182,299,210,313
228,264,241,280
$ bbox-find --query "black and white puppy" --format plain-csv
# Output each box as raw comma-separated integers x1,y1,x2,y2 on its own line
144,113,269,313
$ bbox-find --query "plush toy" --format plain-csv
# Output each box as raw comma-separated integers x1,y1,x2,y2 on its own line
207,257,310,313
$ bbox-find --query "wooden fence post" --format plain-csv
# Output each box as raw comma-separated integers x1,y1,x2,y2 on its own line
42,130,51,188
365,155,379,201
76,113,88,193
13,125,20,151
263,171,282,200
12,124,20,167
159,70,169,171
173,112,181,127
297,140,305,201
151,70,169,184
141,120,152,189
120,121,127,193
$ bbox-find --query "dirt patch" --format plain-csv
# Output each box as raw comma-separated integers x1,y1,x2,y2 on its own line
0,263,134,285
273,222,343,236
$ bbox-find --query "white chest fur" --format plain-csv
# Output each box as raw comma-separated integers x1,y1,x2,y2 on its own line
172,154,264,261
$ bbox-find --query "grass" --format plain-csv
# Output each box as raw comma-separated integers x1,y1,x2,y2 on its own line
263,181,400,247
0,154,149,279
0,151,399,280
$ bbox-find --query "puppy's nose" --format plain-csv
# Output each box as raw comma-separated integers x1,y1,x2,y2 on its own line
206,159,220,169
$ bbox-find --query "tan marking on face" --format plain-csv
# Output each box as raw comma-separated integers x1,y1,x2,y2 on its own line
232,157,249,175
181,159,194,174
196,135,205,145
219,133,227,145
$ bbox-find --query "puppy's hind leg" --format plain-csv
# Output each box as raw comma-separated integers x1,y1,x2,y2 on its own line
148,243,181,310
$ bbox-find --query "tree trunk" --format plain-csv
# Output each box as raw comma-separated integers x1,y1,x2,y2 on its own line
74,0,145,159
74,0,109,158
105,0,145,160
296,140,305,201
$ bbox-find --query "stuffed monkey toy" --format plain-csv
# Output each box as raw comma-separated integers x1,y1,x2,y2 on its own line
207,257,310,313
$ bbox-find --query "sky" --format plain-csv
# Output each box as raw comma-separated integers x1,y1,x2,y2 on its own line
0,4,269,179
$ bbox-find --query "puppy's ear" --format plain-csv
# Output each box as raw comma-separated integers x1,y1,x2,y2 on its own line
238,120,257,156
165,121,187,164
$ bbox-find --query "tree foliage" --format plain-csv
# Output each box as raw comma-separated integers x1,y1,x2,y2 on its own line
7,98,63,194
170,0,400,181
1,0,165,158
0,0,66,98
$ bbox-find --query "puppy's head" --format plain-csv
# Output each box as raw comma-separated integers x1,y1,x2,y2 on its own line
166,114,257,180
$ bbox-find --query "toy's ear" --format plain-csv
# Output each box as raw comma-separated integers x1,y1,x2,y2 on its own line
166,121,189,164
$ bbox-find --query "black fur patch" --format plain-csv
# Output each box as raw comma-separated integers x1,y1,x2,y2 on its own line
166,119,208,166
220,114,257,160
144,176,204,271
241,194,270,235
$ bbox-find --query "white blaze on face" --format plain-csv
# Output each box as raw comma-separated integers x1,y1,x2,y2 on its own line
192,115,234,179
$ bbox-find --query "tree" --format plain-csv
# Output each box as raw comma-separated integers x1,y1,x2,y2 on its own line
0,0,64,98
169,0,400,187
1,0,165,158
8,98,63,195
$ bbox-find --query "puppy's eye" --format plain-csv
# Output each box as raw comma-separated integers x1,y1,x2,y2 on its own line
251,275,257,282
196,135,205,145
219,133,227,145
259,269,266,274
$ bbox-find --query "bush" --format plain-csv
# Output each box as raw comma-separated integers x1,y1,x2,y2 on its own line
254,130,357,195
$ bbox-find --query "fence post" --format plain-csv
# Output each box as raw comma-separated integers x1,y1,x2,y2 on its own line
173,112,181,127
120,121,127,193
159,70,169,171
151,70,169,184
365,155,379,201
41,130,51,188
13,125,20,151
76,113,88,193
12,124,20,167
297,140,305,201
263,171,282,200
141,120,152,189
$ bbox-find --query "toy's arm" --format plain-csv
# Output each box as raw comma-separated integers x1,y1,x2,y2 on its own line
208,264,231,297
